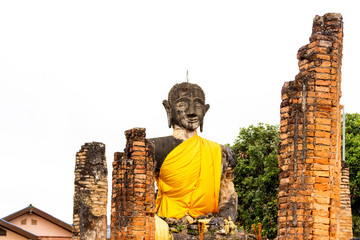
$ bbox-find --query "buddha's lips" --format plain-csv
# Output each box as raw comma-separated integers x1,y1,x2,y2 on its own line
186,117,199,123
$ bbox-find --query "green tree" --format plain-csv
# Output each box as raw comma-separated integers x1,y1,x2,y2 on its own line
344,113,360,236
231,123,279,239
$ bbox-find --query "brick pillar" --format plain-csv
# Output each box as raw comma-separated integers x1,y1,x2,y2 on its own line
278,13,352,239
111,151,123,239
111,128,156,240
73,142,108,240
340,162,353,239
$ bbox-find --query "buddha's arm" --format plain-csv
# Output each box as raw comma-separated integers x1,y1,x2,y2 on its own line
218,145,238,222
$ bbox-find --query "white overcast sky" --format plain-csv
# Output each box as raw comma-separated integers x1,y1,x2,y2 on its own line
1,1,359,224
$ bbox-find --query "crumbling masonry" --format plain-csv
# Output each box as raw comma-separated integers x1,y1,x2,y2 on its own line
277,13,352,239
72,13,355,240
73,142,108,240
111,128,156,240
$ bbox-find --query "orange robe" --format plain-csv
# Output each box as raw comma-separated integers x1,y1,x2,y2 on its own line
156,134,222,219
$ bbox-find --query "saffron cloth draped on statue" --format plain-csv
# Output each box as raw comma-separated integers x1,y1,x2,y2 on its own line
156,134,222,219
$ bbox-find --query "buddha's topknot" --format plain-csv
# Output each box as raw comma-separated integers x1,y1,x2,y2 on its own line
168,82,206,105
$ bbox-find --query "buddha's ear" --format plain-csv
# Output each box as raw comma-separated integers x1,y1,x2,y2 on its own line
204,104,210,114
200,104,210,132
162,100,172,128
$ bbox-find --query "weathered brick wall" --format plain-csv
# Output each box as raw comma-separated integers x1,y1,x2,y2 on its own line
111,151,123,239
73,142,108,240
340,162,352,239
278,13,352,239
111,128,156,240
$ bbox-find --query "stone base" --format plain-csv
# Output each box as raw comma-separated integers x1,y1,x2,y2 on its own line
163,214,256,240
172,232,253,240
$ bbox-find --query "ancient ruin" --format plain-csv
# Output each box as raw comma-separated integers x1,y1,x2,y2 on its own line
73,142,108,240
72,12,354,240
111,128,156,239
277,13,353,239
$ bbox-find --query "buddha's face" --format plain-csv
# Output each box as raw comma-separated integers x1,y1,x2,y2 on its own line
169,86,209,131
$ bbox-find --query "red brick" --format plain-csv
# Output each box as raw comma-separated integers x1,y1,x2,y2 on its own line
111,128,155,239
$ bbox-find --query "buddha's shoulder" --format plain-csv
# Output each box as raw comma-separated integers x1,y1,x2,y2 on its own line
149,135,183,147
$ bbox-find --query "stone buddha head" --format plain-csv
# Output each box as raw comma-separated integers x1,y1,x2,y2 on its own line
163,82,210,132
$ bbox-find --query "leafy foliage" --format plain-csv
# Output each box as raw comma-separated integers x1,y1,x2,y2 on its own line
231,123,279,239
344,113,360,236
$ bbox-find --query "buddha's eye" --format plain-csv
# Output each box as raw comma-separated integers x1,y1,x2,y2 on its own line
176,101,188,111
194,102,203,109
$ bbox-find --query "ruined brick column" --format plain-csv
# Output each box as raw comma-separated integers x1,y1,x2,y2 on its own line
73,142,108,240
111,128,156,240
278,13,352,239
340,162,352,239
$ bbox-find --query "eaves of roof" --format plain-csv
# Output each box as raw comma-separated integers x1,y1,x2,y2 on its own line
0,218,38,240
2,204,72,232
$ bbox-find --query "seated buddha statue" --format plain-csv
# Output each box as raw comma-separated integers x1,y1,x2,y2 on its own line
150,82,238,223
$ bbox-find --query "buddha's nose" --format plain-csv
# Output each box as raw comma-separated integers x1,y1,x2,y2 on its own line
188,102,195,115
